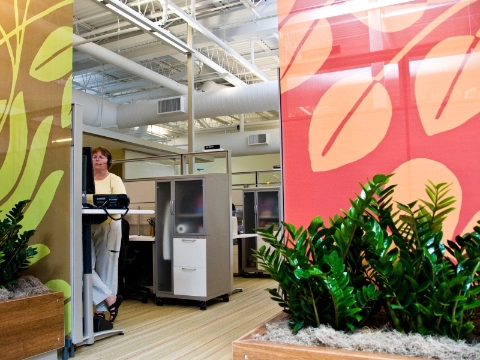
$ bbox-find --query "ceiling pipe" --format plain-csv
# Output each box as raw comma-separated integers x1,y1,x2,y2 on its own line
73,33,247,93
73,33,189,95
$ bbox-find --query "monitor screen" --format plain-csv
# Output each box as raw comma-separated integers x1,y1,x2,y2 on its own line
82,146,95,205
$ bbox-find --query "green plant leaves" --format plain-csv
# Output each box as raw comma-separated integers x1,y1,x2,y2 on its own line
0,200,37,288
255,174,480,340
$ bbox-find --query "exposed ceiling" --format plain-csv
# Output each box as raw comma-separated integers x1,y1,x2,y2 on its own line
73,0,280,146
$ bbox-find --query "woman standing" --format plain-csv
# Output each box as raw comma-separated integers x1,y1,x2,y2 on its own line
91,146,125,322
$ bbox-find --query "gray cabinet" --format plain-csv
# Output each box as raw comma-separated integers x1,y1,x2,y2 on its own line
154,174,231,309
242,187,282,274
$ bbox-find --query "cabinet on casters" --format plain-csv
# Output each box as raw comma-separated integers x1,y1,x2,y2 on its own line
154,174,231,310
242,187,282,275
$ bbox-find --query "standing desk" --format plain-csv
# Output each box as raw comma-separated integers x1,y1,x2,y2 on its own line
81,209,154,345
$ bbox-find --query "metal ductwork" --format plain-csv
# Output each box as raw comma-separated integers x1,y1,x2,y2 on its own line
73,89,118,128
114,81,279,128
73,79,279,129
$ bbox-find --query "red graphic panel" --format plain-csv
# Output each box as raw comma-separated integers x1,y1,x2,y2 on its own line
280,0,480,237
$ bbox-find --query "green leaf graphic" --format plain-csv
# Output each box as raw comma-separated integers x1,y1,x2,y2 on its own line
0,116,53,213
0,92,27,201
61,77,72,128
23,170,64,230
46,279,72,335
29,26,73,82
27,244,51,265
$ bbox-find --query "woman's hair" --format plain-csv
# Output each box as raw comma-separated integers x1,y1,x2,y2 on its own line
92,146,112,168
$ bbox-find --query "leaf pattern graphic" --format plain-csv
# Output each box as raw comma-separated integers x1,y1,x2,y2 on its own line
391,158,461,242
29,26,72,82
0,116,53,213
461,211,480,235
279,13,332,93
23,170,64,231
0,92,27,201
353,1,430,33
416,35,480,135
277,0,296,24
0,99,6,115
46,279,72,334
309,74,392,171
27,244,51,265
61,76,72,128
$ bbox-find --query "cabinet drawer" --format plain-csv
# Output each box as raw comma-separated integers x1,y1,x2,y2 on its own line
173,238,206,267
173,266,206,296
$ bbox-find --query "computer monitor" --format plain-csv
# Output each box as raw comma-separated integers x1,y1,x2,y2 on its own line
82,146,96,206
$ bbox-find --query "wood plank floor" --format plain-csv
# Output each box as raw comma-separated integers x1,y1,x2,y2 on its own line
74,276,280,359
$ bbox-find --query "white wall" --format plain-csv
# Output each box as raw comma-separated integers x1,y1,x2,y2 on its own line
124,149,176,179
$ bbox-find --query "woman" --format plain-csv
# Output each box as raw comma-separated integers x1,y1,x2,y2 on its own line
91,146,125,322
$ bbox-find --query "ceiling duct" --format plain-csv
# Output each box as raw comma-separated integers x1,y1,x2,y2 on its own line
248,133,268,145
157,96,187,114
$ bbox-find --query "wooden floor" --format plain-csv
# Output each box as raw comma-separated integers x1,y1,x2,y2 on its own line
73,276,280,360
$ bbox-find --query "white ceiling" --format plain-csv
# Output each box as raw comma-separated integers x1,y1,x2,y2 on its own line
73,0,280,146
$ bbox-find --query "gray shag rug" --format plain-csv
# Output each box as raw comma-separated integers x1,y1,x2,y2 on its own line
0,275,49,301
253,317,480,360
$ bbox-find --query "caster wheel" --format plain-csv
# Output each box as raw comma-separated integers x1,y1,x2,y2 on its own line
222,294,229,302
156,297,163,306
199,301,207,310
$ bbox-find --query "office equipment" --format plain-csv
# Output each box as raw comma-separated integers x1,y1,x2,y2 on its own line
93,194,130,209
154,174,231,310
82,147,95,207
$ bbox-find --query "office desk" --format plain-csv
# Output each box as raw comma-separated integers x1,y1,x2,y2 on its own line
81,209,154,345
127,235,155,295
129,235,155,242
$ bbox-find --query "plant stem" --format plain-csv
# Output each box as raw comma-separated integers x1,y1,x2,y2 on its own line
385,299,404,333
309,282,320,327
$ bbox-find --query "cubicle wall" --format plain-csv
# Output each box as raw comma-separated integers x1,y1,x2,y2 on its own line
124,180,156,236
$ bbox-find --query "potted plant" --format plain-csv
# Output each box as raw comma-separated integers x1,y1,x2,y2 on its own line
0,200,64,360
233,174,480,359
0,200,37,289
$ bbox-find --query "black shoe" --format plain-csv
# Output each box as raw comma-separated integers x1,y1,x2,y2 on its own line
93,314,114,332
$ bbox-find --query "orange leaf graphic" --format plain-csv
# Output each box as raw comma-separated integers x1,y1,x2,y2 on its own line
416,34,480,136
353,1,429,33
461,210,480,235
277,0,296,24
391,158,461,242
279,13,332,93
309,74,392,172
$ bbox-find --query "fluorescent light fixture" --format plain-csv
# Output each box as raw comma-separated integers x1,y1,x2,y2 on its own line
100,0,194,53
105,4,151,31
151,32,189,54
51,138,72,143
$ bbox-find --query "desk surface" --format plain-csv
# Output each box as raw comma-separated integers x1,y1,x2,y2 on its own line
232,233,259,239
129,235,155,242
82,209,154,215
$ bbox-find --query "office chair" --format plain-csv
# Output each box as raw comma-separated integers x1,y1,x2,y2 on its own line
118,219,151,303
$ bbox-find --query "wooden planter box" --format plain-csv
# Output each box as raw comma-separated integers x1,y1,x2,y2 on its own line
233,312,425,360
0,291,64,360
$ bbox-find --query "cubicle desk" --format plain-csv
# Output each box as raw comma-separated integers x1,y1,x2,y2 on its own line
232,234,259,276
128,235,155,294
80,209,154,346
